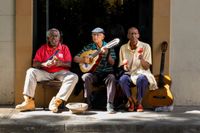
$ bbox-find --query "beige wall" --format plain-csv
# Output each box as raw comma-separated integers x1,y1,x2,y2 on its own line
152,0,170,75
171,0,200,105
0,0,15,104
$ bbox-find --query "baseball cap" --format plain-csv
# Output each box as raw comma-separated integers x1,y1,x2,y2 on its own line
91,27,105,34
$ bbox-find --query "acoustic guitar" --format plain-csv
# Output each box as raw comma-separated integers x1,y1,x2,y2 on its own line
147,41,174,107
79,38,120,73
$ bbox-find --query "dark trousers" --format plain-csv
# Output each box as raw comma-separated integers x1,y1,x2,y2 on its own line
82,73,116,104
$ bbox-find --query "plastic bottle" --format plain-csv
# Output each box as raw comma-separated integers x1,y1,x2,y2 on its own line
155,105,174,112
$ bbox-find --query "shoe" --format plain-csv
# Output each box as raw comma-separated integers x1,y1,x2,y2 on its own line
136,104,144,112
106,102,116,114
128,104,134,112
15,95,35,112
49,96,62,113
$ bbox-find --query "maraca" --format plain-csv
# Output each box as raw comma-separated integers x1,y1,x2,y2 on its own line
138,48,143,59
138,48,143,54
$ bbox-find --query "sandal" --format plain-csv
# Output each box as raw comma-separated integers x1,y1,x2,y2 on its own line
137,104,144,112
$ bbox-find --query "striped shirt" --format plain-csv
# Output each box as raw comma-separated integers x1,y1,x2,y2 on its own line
76,41,116,74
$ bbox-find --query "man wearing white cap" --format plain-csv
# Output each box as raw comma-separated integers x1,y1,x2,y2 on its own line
74,27,117,113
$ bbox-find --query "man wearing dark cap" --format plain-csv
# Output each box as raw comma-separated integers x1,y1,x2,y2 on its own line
74,27,117,113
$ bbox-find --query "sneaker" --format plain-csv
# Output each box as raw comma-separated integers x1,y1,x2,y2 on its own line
48,96,62,113
106,102,116,114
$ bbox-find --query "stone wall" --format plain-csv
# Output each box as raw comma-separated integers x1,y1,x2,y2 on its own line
171,0,200,105
0,0,15,104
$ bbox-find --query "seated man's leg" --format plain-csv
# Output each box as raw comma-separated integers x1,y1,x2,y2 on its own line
82,73,96,107
119,74,135,112
49,70,78,113
136,74,148,112
105,74,117,113
118,74,132,98
16,68,52,111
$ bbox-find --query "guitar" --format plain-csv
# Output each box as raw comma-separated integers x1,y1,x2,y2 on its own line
79,38,120,73
147,41,174,107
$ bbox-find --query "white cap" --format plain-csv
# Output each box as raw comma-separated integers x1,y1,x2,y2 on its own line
91,27,105,34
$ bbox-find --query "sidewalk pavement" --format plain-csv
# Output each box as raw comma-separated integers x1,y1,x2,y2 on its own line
0,105,200,133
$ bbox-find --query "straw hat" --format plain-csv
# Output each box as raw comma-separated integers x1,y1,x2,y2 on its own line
66,102,88,114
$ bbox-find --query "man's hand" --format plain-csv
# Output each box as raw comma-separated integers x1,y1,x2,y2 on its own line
42,56,58,67
83,56,93,64
42,60,54,67
138,54,143,60
122,59,129,71
100,47,108,54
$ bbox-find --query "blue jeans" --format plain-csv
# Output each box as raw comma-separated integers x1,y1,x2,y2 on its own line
119,74,148,103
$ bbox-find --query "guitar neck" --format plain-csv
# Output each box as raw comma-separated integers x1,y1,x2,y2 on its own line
89,38,120,58
158,52,165,87
159,52,165,75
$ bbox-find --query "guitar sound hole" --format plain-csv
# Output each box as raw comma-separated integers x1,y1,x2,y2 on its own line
153,96,166,99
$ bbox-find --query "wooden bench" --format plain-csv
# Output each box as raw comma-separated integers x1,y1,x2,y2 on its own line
37,80,62,109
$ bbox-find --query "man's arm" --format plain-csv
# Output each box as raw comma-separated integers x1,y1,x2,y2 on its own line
33,57,71,69
108,54,115,65
104,48,116,66
73,56,93,64
32,61,42,68
140,57,150,70
32,59,56,68
55,59,71,68
138,44,151,70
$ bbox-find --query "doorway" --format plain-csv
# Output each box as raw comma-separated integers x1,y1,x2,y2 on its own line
33,0,153,95
33,0,152,56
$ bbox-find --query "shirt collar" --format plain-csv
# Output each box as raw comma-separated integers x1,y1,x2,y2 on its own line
127,40,139,51
46,43,62,51
93,41,106,49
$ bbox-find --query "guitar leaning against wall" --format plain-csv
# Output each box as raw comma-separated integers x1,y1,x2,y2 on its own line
147,41,174,107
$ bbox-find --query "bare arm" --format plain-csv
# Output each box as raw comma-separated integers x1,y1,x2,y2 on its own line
139,55,150,70
73,55,93,64
108,54,115,66
33,56,71,69
55,60,71,68
32,61,43,68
